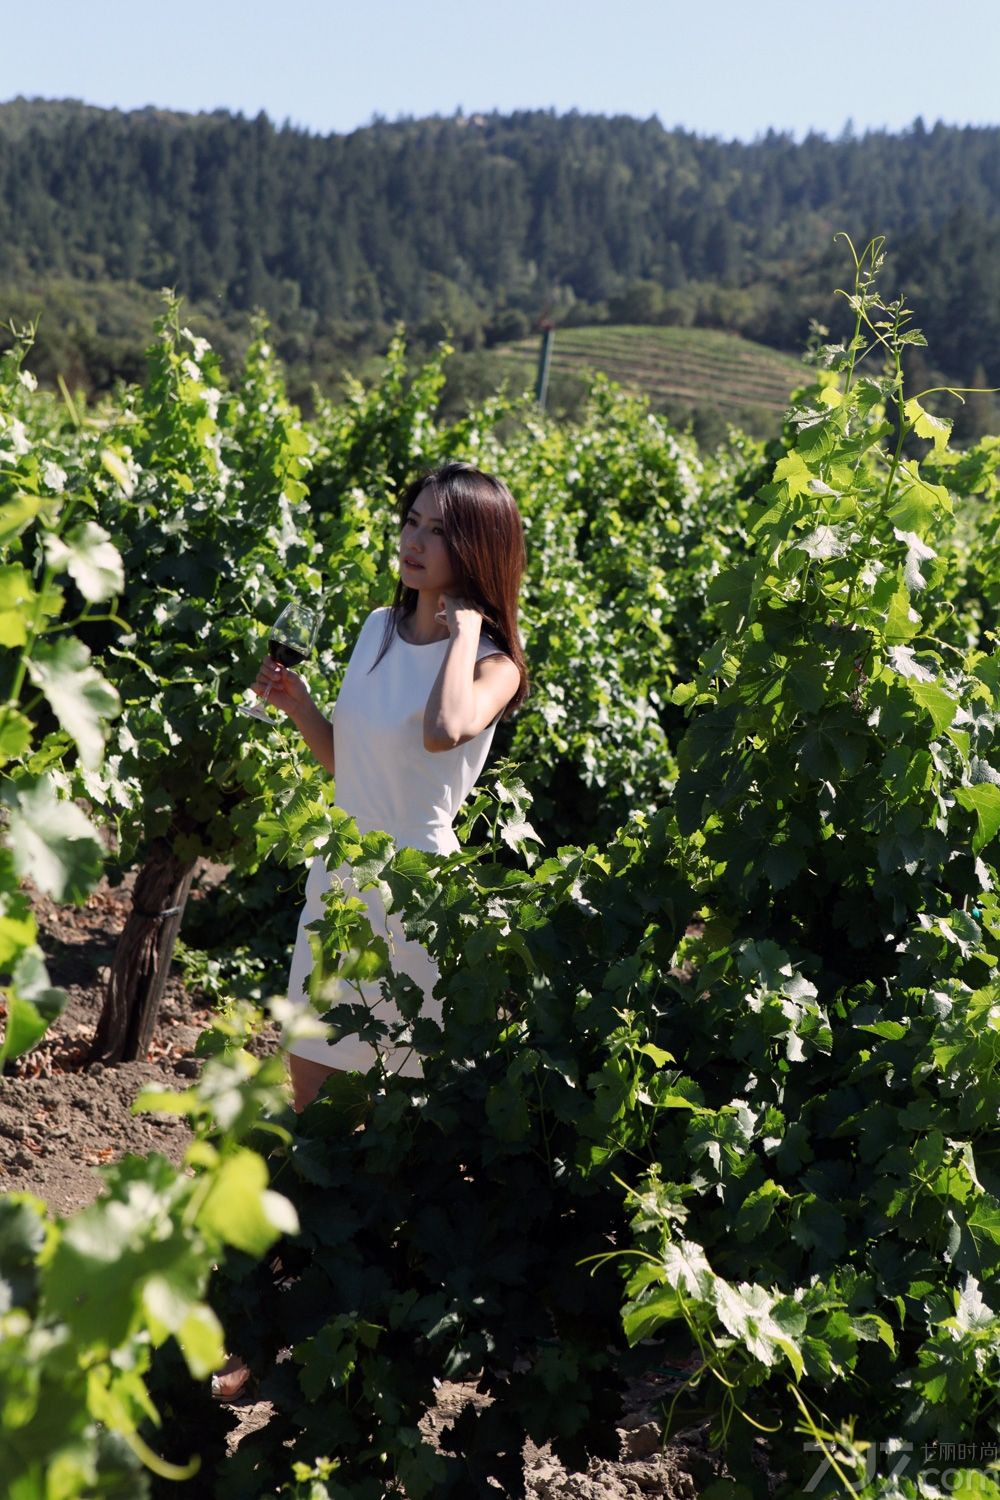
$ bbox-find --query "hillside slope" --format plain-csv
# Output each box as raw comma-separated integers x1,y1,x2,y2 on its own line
479,325,803,436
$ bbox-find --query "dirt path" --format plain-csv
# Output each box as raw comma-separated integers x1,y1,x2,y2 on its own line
4,870,731,1498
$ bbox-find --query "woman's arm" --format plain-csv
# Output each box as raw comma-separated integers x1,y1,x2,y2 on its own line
423,606,520,752
253,659,335,775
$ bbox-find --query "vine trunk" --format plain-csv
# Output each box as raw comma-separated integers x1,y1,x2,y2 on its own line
91,838,196,1064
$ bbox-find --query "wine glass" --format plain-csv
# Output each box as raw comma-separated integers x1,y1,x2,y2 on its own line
239,601,319,721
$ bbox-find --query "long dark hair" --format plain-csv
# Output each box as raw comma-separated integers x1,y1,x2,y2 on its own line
369,462,529,719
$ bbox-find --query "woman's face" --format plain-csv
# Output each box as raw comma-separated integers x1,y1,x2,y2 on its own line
399,486,458,596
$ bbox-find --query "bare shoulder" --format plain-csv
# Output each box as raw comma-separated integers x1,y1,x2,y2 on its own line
474,649,520,712
474,648,519,679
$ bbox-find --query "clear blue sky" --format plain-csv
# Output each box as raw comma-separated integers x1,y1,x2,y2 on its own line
2,0,997,141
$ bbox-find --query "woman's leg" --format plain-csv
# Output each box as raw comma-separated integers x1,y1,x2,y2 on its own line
288,1053,343,1113
211,1054,344,1399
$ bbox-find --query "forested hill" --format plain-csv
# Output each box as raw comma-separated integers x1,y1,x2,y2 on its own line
2,97,999,402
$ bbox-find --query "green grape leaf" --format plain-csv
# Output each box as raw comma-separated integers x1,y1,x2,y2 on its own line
6,775,104,901
44,1171,184,1347
853,1313,896,1352
0,708,32,764
0,888,35,968
0,564,34,646
894,527,936,592
734,1180,789,1242
884,580,921,644
906,680,956,735
45,521,124,603
500,813,541,855
485,1079,531,1142
794,524,851,561
196,1149,299,1255
0,492,43,547
887,645,936,682
713,1279,805,1379
786,661,828,714
0,946,65,1068
25,636,119,768
622,1282,684,1345
637,1042,675,1067
949,1275,996,1334
771,451,815,498
955,785,1000,854
659,1238,716,1301
141,1273,225,1378
967,1200,1000,1257
177,1304,226,1379
887,477,951,535
904,397,952,453
763,840,807,891
857,1020,908,1040
100,447,134,497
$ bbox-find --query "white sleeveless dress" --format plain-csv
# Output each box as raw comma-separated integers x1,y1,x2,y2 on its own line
286,606,511,1076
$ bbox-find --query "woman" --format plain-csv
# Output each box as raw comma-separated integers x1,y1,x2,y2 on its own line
212,462,527,1400
259,460,527,1110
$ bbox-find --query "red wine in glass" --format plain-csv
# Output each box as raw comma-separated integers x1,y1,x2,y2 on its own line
239,602,318,721
268,638,311,669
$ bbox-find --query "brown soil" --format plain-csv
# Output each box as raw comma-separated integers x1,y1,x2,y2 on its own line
1,870,211,1212
424,1377,723,1498
5,868,734,1498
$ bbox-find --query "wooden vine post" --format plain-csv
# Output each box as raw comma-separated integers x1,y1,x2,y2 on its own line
534,315,555,411
91,838,196,1064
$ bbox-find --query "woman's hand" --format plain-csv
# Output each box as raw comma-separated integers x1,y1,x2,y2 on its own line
253,655,314,720
253,656,334,773
435,593,484,638
424,595,516,750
